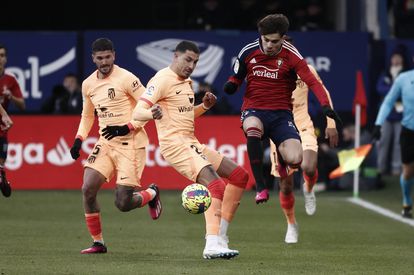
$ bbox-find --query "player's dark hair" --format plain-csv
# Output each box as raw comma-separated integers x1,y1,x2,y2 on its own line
92,38,114,53
175,41,200,54
0,44,7,55
257,14,289,36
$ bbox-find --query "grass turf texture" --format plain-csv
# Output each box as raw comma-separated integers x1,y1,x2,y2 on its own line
0,176,413,274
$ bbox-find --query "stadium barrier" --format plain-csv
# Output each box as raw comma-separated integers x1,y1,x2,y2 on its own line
7,115,254,190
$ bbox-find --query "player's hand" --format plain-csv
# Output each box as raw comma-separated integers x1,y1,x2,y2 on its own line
325,127,338,148
102,125,130,140
2,88,12,99
322,106,342,128
371,125,381,141
70,138,82,160
202,92,217,110
223,81,238,95
0,115,13,131
151,104,163,120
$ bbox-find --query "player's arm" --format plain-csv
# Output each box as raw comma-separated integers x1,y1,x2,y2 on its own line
125,76,147,130
375,76,402,127
70,85,94,160
5,78,25,110
194,92,217,118
223,57,247,95
308,65,338,147
0,105,13,131
372,76,403,141
297,61,342,126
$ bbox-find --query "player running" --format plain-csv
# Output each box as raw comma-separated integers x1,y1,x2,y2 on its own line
269,64,338,243
70,38,162,254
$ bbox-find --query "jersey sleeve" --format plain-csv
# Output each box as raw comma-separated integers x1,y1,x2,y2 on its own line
75,82,95,139
295,59,330,107
227,57,247,86
308,65,336,128
124,73,147,129
10,77,23,98
375,76,402,125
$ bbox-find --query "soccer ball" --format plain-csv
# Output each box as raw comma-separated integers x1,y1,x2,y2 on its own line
181,183,211,214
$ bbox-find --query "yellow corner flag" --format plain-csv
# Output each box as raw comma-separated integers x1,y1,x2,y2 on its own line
329,144,373,179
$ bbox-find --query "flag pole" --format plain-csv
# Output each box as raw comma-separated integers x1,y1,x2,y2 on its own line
353,104,361,198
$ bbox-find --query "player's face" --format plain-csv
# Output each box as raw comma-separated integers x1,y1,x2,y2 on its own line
92,50,115,77
175,50,199,79
261,33,284,56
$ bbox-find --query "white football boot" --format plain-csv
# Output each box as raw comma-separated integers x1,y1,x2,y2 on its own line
285,223,299,244
303,184,316,215
203,235,239,259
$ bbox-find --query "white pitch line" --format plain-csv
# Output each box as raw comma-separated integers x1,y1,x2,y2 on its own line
347,197,414,227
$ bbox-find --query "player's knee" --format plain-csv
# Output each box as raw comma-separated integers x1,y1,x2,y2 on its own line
207,178,226,200
228,166,249,188
115,198,132,212
82,184,96,203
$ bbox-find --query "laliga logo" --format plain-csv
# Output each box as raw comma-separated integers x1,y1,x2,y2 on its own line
5,47,76,99
136,38,224,85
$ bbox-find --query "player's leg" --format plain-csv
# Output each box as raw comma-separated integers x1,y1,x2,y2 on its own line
302,149,318,215
113,148,161,219
81,167,107,254
197,165,237,259
279,174,298,243
80,142,112,254
269,110,302,179
399,127,414,218
242,114,267,199
215,155,248,251
0,137,11,197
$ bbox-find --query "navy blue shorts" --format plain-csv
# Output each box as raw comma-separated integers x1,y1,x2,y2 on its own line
400,126,414,164
0,137,8,160
241,109,300,147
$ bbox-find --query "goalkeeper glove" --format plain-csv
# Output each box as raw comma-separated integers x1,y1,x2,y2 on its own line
322,105,342,127
102,125,130,140
70,138,82,160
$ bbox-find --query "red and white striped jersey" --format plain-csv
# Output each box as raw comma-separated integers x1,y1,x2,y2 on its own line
228,39,330,111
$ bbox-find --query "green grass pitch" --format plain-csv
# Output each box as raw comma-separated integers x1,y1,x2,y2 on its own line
1,176,413,274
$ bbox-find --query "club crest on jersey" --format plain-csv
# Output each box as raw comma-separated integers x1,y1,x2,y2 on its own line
146,85,155,96
108,88,115,99
277,59,283,68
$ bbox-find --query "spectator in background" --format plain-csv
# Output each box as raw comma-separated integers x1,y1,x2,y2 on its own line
392,0,414,38
0,43,26,197
187,0,231,30
41,73,82,114
376,45,411,177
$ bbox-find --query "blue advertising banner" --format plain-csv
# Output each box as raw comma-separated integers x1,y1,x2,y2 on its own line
1,31,370,113
0,32,77,112
84,31,370,113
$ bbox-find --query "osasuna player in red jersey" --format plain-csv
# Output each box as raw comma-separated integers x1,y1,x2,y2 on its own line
224,14,341,236
0,44,26,197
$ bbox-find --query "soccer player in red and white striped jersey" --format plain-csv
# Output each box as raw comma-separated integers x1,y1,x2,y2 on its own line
224,14,341,242
0,44,26,197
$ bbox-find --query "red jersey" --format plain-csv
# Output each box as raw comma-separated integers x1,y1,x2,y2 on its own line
228,39,330,111
0,73,24,137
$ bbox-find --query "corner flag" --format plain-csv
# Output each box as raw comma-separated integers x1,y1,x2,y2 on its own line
329,144,373,179
352,70,367,127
